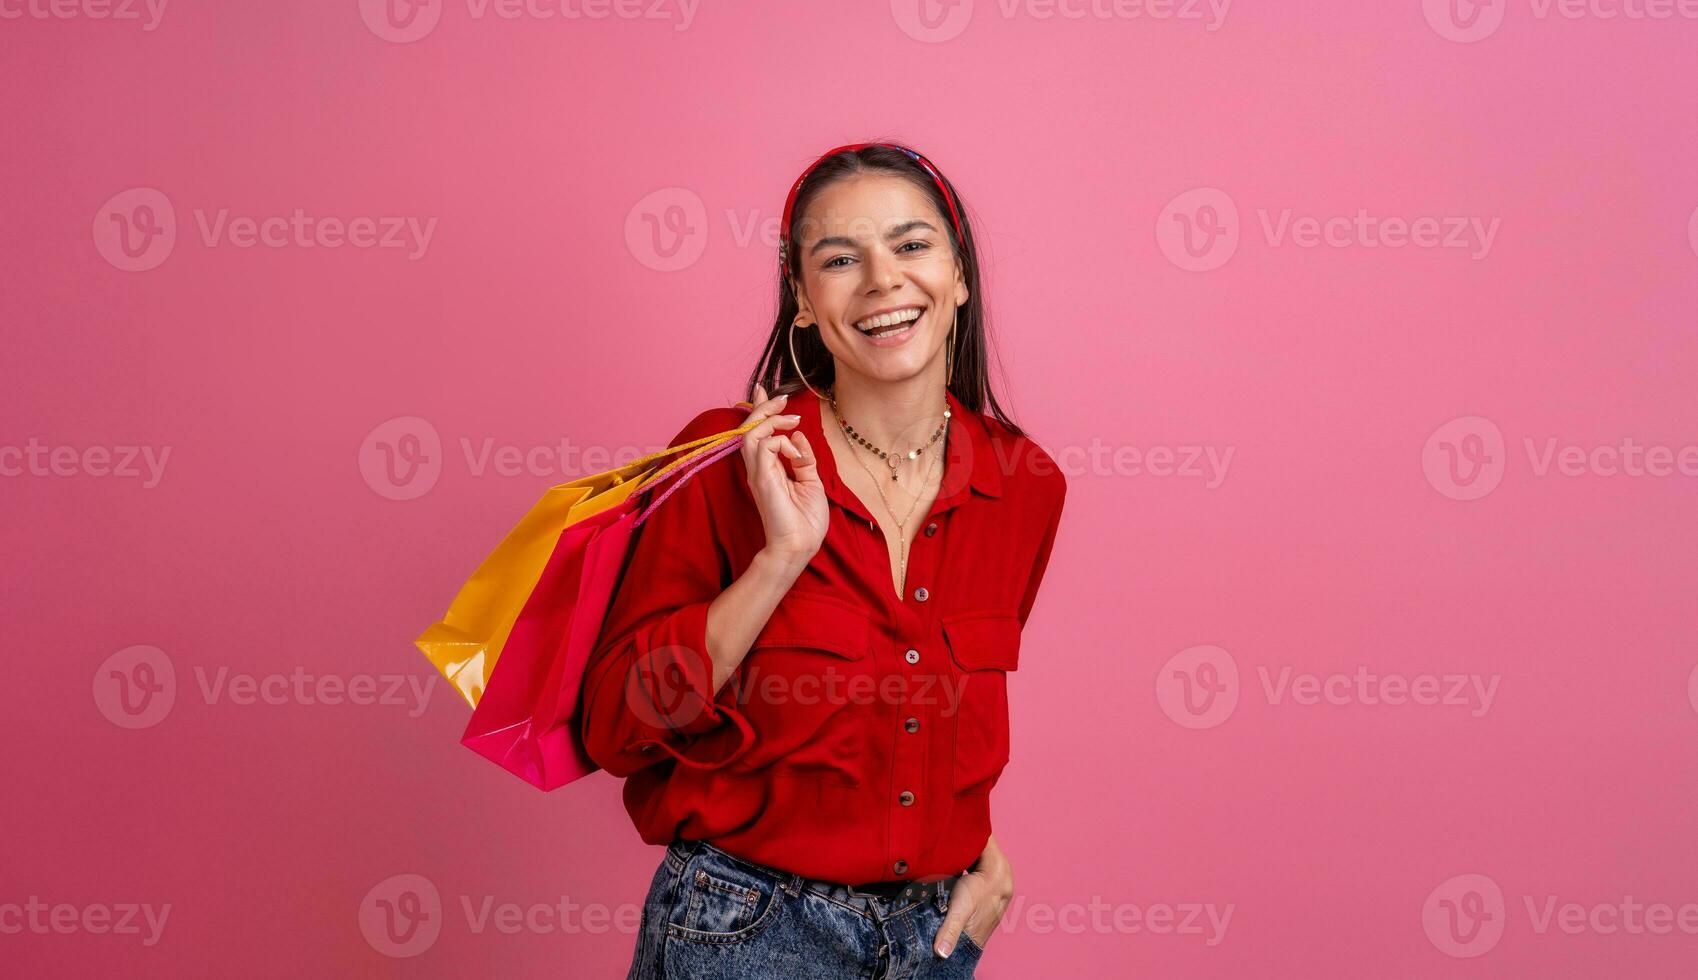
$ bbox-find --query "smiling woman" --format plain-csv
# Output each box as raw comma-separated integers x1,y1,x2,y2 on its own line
582,142,1067,980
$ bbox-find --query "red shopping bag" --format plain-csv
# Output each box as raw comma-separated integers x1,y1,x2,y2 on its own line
459,434,746,790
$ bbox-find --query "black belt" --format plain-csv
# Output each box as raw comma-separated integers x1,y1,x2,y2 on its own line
849,879,915,897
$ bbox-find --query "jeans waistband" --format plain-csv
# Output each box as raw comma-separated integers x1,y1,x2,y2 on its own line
666,839,963,917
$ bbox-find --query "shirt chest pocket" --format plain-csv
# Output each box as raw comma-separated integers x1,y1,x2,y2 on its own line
942,610,1022,796
732,591,873,780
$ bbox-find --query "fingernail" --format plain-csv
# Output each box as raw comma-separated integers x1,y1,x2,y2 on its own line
936,941,952,958
782,414,800,420
774,393,788,401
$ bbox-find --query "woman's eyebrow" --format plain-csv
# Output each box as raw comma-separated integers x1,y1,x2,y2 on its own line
807,219,938,257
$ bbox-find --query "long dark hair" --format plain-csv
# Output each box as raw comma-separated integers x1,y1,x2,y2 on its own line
744,142,1027,439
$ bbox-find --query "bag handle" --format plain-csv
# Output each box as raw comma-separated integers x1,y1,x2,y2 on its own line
634,435,745,528
632,402,759,492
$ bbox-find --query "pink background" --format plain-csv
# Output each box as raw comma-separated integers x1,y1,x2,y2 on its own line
4,1,1698,977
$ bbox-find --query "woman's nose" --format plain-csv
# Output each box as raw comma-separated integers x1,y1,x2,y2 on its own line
862,249,902,291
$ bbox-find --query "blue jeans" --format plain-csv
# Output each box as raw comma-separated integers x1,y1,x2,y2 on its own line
625,838,984,979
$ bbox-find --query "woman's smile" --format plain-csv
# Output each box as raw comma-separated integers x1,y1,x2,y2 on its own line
852,304,926,348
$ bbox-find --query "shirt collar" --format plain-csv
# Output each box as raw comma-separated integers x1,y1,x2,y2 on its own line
793,384,1003,525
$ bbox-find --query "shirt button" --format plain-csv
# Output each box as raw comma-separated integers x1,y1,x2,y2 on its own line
914,586,929,602
899,790,915,806
893,860,908,875
904,649,920,665
924,522,938,536
904,716,920,733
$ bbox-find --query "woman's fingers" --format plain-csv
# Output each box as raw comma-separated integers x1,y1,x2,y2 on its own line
785,431,819,484
741,415,800,481
747,383,789,421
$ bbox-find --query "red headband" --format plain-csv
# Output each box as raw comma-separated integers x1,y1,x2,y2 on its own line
777,142,964,270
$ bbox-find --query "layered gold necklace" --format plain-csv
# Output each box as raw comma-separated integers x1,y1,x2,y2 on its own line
828,385,950,592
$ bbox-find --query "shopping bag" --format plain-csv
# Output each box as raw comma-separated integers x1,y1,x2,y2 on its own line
414,403,756,789
415,405,757,706
461,434,746,789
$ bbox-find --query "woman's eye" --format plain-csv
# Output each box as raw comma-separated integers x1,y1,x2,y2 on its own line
823,242,926,269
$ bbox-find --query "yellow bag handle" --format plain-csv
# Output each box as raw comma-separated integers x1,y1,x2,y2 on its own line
632,400,763,492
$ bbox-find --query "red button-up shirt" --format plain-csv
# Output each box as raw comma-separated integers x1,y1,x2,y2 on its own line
579,386,1067,885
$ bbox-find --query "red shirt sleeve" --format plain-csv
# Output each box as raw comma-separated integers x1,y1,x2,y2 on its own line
578,408,757,778
1017,453,1068,629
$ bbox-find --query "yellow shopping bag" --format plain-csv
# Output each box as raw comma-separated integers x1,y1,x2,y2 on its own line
415,403,760,709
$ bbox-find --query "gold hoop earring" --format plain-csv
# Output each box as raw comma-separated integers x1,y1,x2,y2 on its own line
788,320,828,401
946,305,958,388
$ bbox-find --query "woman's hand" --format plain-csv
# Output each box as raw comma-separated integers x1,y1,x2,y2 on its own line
741,382,828,568
935,834,1014,959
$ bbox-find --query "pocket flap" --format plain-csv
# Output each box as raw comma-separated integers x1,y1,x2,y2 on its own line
750,591,870,661
942,611,1022,672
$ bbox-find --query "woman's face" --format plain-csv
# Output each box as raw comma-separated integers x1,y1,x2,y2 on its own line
789,172,969,389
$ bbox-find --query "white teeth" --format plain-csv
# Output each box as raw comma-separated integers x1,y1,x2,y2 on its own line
855,307,923,332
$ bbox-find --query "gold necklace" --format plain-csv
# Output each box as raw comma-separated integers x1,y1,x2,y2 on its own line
829,386,950,481
843,417,946,594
